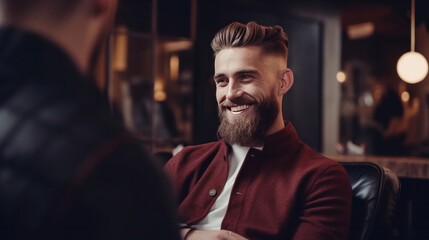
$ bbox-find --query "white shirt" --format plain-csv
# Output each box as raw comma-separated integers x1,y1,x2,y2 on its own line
192,144,262,230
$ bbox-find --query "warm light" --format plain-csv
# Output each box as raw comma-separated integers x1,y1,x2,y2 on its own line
154,91,167,102
347,22,375,40
397,52,428,84
401,91,410,102
397,0,429,84
113,26,128,72
336,71,346,83
154,77,167,102
163,40,193,52
170,55,179,81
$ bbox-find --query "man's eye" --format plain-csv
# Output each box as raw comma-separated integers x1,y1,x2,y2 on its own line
240,75,252,80
216,79,228,85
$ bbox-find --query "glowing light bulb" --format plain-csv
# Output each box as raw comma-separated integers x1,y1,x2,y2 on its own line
337,71,346,83
401,91,410,102
397,52,428,84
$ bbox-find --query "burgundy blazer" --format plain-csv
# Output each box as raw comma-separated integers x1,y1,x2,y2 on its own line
165,122,352,240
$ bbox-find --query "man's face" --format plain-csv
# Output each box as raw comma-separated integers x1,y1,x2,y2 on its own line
214,46,284,146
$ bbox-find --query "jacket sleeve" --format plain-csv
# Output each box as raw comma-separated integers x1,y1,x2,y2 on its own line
292,164,352,240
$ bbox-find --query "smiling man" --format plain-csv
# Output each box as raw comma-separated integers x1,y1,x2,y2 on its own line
165,21,352,240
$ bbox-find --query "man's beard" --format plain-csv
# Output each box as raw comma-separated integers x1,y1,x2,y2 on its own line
217,92,279,146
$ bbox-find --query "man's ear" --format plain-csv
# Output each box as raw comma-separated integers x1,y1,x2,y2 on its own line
279,68,294,95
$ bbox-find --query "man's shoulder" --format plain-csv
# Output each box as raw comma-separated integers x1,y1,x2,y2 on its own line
165,140,225,171
290,143,347,177
0,74,125,170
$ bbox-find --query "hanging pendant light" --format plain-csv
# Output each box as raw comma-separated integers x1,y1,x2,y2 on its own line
396,0,428,84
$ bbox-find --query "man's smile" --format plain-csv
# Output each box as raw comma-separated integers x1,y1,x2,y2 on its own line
220,94,257,116
228,104,253,114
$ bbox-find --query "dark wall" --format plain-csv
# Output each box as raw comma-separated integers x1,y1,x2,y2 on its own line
193,1,323,151
282,18,322,152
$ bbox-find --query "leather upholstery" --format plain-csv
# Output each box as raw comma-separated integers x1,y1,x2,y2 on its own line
341,162,400,240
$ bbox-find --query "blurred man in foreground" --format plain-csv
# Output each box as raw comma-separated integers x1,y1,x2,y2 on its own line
165,21,352,240
0,0,179,239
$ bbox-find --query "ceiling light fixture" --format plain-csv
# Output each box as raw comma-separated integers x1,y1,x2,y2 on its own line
396,0,428,84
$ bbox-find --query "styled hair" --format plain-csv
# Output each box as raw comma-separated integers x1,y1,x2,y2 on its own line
211,21,289,59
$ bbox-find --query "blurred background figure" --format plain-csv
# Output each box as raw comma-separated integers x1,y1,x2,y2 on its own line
371,79,419,155
339,67,420,156
362,78,416,155
0,0,180,239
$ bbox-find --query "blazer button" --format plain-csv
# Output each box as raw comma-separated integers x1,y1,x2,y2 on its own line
209,189,217,197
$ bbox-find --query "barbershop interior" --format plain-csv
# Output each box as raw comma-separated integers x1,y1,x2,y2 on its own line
104,0,429,239
1,0,429,239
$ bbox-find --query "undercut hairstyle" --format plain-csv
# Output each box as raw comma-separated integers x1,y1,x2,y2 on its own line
1,0,81,18
211,21,289,59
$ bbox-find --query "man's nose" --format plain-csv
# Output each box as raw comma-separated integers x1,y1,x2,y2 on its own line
226,80,243,100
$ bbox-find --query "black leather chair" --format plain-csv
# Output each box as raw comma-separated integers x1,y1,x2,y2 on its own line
340,162,400,240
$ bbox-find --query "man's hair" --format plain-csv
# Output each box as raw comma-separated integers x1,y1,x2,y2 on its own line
211,21,289,59
1,0,81,18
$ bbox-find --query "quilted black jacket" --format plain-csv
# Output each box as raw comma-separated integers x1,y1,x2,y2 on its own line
0,26,179,240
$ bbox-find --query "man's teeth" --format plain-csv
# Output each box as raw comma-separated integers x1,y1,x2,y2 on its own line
230,105,251,112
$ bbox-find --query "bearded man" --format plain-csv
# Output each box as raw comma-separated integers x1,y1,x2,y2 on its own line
164,21,352,240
